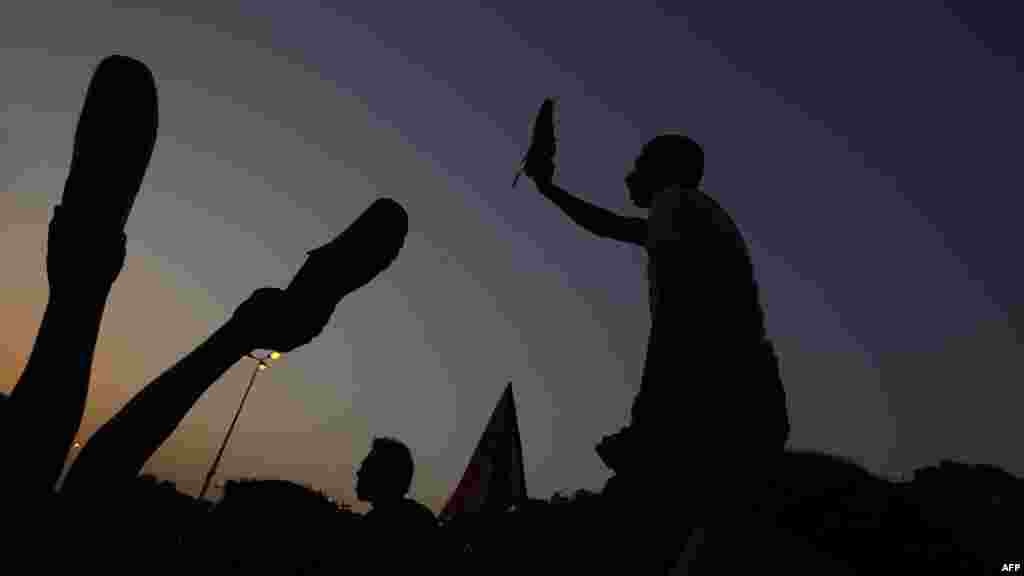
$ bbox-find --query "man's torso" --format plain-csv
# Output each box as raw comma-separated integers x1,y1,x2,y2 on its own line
633,186,788,448
644,185,765,340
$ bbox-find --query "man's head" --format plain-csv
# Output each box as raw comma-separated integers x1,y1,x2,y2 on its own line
356,437,415,505
626,133,704,208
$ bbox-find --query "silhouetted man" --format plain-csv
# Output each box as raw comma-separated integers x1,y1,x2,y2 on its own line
356,437,439,569
524,132,789,572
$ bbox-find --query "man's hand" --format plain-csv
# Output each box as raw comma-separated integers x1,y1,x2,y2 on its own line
46,204,127,303
524,154,555,188
229,287,331,354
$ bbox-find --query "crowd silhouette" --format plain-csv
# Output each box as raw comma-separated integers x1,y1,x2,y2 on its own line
1,55,1019,574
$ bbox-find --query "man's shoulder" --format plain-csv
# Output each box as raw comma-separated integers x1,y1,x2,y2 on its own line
404,497,434,512
687,187,731,219
649,186,721,243
691,188,746,243
654,186,726,221
366,499,437,528
402,498,438,523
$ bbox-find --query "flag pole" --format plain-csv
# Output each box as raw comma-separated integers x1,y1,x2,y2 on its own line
507,382,528,508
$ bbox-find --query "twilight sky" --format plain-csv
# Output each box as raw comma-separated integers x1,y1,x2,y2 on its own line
1,1,1021,512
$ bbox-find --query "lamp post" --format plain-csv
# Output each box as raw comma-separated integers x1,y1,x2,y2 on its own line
56,439,83,492
199,351,281,501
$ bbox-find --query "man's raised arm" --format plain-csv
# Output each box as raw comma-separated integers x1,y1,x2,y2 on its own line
516,98,644,246
60,300,258,496
534,179,646,246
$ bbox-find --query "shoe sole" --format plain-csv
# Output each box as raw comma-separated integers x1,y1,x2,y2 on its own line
286,197,409,309
61,55,159,232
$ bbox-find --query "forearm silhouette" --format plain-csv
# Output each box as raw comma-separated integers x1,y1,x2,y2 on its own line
0,55,157,494
64,199,408,496
534,181,646,245
62,299,261,495
518,100,645,245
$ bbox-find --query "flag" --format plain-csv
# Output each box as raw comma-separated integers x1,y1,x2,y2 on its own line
440,383,527,522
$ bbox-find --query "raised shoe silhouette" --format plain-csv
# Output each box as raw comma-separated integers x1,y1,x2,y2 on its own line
286,197,409,327
61,55,159,231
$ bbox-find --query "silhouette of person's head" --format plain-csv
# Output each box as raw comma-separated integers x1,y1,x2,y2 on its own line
356,437,414,506
626,133,704,208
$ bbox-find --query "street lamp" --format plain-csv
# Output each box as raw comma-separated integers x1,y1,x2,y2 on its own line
56,439,84,492
198,350,281,501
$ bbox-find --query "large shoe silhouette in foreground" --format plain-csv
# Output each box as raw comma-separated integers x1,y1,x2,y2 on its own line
2,55,158,497
62,55,158,231
284,197,409,350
